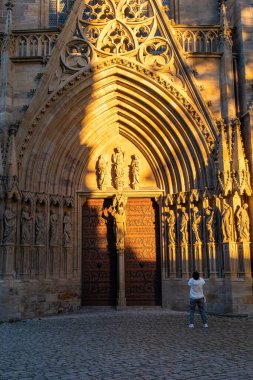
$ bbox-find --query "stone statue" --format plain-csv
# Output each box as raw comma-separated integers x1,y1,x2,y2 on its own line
236,203,250,242
192,207,201,243
180,207,189,244
63,211,72,246
205,207,215,243
35,208,45,245
130,154,140,189
110,193,127,250
21,205,33,244
3,204,17,244
112,147,124,189
96,154,108,190
166,209,176,245
221,200,233,242
49,210,59,245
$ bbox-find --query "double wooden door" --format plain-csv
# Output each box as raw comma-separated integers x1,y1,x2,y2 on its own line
82,197,161,306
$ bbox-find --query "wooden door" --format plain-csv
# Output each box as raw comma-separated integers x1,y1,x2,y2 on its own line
125,198,161,306
82,197,161,306
82,199,117,306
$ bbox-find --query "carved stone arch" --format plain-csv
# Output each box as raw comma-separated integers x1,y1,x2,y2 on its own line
182,31,194,52
17,60,217,197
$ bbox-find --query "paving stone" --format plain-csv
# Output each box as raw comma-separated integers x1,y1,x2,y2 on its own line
0,309,253,379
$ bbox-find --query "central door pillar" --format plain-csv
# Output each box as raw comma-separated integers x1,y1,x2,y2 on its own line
117,249,126,309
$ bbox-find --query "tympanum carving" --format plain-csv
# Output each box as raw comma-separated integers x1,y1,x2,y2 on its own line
112,147,125,190
96,154,108,190
130,154,140,190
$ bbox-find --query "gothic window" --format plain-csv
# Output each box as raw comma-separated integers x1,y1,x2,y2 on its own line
49,0,74,27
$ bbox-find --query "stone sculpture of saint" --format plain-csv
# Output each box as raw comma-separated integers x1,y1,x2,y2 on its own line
63,211,72,246
35,208,45,245
49,210,59,245
3,204,17,244
205,207,215,243
111,193,127,250
130,154,140,189
21,205,33,244
96,154,108,190
192,207,202,243
236,203,250,242
180,207,189,244
167,210,176,245
221,200,233,242
112,147,124,189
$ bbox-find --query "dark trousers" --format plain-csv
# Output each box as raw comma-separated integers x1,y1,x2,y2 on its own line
189,297,207,325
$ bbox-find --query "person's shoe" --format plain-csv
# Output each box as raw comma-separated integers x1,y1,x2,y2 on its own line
203,324,208,328
188,324,194,328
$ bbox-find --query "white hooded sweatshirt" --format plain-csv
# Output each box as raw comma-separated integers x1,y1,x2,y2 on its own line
188,277,205,299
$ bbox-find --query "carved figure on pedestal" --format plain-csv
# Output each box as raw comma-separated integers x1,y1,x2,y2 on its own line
192,207,202,243
35,208,45,245
205,207,215,243
21,205,33,244
110,193,127,250
221,201,233,242
96,154,108,190
236,203,250,242
63,211,72,246
166,209,176,245
49,210,59,245
180,207,189,244
3,204,16,244
112,147,124,189
130,154,140,190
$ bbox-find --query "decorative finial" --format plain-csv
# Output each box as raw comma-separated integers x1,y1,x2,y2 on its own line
5,0,14,11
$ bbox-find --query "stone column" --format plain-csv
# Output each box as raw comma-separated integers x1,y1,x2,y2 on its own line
237,242,251,278
207,242,218,278
193,242,202,274
181,243,189,278
117,249,126,309
168,244,176,278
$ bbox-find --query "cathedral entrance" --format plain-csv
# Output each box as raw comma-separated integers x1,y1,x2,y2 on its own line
82,197,161,306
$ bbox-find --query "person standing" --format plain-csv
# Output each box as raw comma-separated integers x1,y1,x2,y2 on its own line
188,271,208,328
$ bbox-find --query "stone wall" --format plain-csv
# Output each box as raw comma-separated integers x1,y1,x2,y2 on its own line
172,0,219,25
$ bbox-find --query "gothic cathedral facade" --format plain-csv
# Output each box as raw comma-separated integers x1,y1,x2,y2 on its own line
0,0,253,320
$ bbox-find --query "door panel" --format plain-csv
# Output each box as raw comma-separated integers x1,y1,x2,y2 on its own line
82,199,117,306
125,198,161,306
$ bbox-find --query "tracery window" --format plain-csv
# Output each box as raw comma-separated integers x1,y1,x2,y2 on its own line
49,0,74,27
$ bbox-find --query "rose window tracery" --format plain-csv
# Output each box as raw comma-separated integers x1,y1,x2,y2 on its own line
82,0,116,22
97,20,135,53
62,40,94,69
60,0,180,83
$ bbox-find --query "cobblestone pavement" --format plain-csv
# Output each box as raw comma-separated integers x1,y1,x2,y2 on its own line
0,308,253,380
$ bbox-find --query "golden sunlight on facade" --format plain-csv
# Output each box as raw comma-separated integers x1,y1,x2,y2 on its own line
0,0,253,321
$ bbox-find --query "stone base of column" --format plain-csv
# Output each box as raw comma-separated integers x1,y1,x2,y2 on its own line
222,242,237,278
237,242,251,277
181,244,189,278
168,244,176,277
193,243,202,274
117,291,127,310
207,243,218,278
